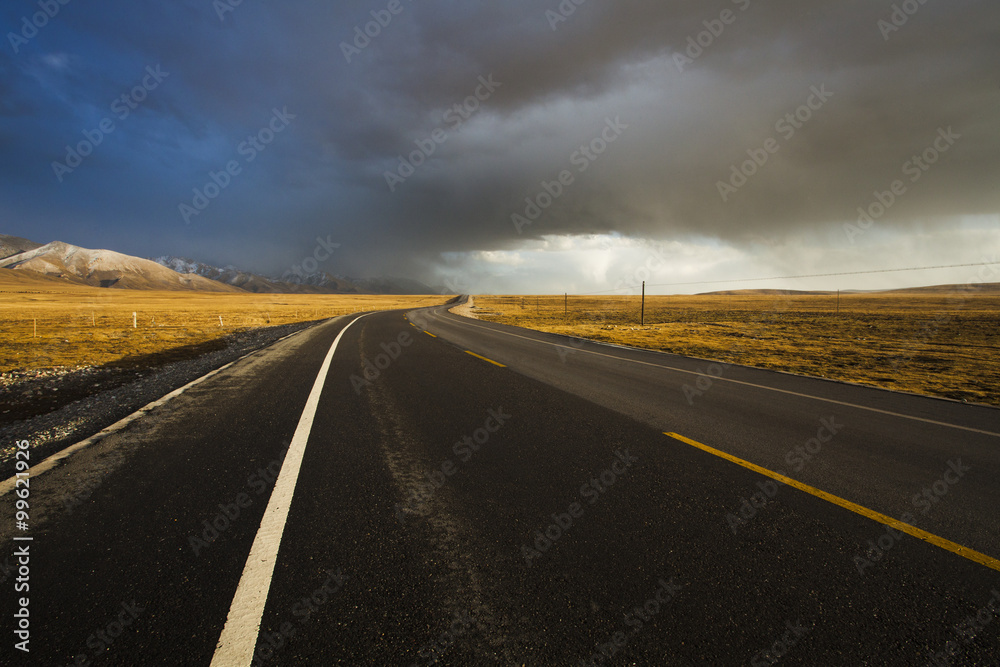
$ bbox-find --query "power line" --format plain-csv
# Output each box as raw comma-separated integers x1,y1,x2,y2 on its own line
576,261,998,296
648,261,999,288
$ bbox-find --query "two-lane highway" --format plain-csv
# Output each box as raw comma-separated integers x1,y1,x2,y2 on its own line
412,302,1000,562
3,303,999,664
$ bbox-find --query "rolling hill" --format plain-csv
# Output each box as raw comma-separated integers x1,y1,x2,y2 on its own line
0,234,43,260
0,241,240,292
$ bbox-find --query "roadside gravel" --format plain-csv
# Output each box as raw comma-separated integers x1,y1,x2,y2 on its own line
0,319,324,474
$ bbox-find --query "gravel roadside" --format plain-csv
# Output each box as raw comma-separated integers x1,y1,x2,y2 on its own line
0,318,328,477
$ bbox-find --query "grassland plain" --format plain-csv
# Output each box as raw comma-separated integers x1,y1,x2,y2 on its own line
465,290,1000,406
0,270,449,372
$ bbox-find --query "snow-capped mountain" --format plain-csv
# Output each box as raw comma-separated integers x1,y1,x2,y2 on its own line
0,241,240,292
0,234,443,294
153,256,364,294
153,256,292,293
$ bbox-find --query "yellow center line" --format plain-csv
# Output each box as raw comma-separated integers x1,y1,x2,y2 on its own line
664,432,1000,574
437,313,1000,438
465,350,506,367
424,331,437,337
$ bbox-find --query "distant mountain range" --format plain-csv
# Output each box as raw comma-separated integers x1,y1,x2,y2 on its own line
0,234,43,259
0,234,440,295
152,256,439,295
152,256,343,294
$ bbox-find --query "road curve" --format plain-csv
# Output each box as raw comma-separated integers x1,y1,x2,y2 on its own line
1,304,997,665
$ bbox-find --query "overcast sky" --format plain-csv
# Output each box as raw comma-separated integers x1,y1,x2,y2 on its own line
1,0,998,293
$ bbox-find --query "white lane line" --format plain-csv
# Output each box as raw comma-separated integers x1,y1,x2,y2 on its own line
0,359,236,497
0,322,326,497
434,311,1000,438
210,313,370,667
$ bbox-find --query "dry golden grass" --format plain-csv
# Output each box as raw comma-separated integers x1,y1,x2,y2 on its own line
469,291,1000,406
0,273,449,372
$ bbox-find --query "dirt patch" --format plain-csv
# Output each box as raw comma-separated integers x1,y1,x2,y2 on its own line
448,296,480,320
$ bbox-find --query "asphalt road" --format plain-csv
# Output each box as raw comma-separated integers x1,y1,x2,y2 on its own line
2,302,999,665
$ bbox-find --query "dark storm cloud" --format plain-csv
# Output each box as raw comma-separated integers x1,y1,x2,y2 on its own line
0,0,997,280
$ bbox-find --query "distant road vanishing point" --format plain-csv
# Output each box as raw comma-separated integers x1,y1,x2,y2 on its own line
3,299,999,664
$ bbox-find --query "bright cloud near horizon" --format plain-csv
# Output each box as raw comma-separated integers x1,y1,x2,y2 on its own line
1,0,998,294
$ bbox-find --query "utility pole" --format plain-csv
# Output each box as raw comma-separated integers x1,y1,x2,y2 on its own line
564,293,567,315
641,281,645,326
837,289,840,316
